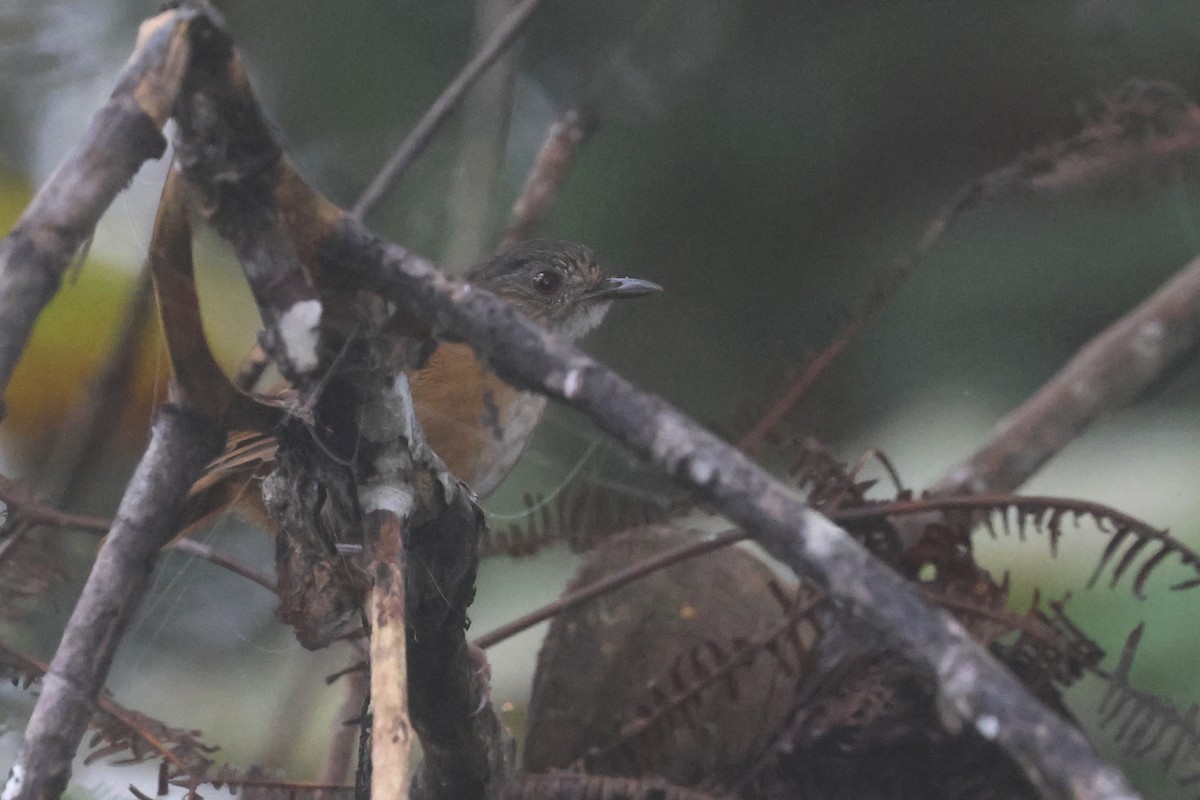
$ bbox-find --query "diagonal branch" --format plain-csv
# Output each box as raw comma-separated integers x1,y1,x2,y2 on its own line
323,222,1140,800
0,8,195,415
932,249,1200,496
2,403,225,800
351,0,551,219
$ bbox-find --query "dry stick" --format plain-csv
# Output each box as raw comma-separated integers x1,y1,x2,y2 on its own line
365,510,413,800
0,9,192,413
350,0,551,220
324,225,1140,800
500,107,597,248
168,538,275,592
932,249,1200,496
473,528,747,649
3,404,225,800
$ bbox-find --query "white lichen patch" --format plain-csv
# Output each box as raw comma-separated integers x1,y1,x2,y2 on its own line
650,413,692,473
278,299,323,373
2,764,24,800
360,483,416,519
976,714,999,740
802,511,844,559
562,368,583,398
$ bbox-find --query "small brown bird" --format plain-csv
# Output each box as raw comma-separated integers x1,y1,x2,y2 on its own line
187,239,661,527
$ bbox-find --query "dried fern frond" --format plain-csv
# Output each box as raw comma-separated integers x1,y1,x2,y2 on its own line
834,494,1200,598
989,593,1105,714
1019,79,1200,197
1097,625,1200,791
0,640,219,789
479,480,672,559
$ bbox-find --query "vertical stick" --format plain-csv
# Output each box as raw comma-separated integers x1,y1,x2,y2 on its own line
366,510,413,800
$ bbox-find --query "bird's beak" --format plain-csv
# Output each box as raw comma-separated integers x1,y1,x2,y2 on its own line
587,276,664,301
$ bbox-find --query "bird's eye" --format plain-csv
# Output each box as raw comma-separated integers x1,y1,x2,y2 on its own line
532,270,562,295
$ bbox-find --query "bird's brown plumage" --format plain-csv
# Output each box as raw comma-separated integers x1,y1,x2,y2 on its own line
180,239,660,535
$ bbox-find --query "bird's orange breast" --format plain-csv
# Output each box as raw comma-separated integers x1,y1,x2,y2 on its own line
410,342,546,497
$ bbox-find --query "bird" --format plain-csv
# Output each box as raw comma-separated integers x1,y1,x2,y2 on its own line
183,239,662,531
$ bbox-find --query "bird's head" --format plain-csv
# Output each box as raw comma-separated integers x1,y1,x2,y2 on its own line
465,239,662,340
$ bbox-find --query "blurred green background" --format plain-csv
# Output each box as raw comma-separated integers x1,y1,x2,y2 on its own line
3,0,1200,796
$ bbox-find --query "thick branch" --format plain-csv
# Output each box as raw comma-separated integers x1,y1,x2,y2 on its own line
323,224,1139,800
932,250,1200,496
0,8,193,413
2,404,224,800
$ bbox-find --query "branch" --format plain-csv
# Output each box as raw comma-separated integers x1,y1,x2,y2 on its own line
322,222,1140,800
0,8,192,414
932,249,1200,496
2,404,225,800
500,107,598,248
351,0,551,220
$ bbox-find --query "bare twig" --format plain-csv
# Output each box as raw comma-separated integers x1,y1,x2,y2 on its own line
351,0,551,220
932,249,1200,496
0,8,191,414
169,538,275,592
0,478,110,533
473,528,747,649
500,107,598,248
443,0,523,268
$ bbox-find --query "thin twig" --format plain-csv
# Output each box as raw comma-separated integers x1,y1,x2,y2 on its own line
0,479,110,532
473,528,747,649
500,107,598,248
350,0,551,220
168,538,275,592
